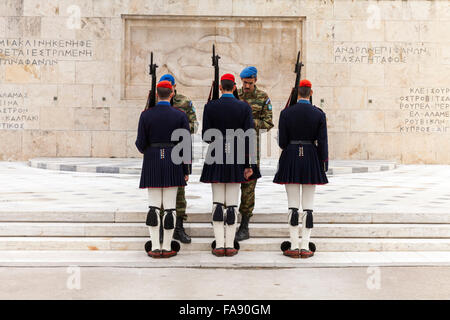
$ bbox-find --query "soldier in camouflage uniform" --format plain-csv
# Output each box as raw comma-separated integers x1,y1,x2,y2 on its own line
159,74,199,244
236,67,274,241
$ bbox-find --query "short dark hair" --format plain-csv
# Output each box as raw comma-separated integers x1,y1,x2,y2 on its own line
298,87,311,98
221,79,235,91
157,87,172,99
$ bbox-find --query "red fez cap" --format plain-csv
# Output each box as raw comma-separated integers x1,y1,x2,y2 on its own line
157,80,173,89
299,79,312,88
221,73,235,82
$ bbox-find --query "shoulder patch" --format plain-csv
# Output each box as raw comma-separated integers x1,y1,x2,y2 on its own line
266,98,272,110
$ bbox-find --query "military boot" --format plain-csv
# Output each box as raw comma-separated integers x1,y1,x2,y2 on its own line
235,214,250,241
173,216,191,244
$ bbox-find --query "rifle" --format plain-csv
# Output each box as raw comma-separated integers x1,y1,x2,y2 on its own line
207,45,239,102
285,51,303,108
145,52,158,110
208,45,220,102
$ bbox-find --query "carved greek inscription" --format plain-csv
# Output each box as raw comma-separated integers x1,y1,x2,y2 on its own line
0,38,94,65
334,43,429,64
399,88,450,133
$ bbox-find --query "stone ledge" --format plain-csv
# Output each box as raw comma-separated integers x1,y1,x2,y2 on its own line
28,158,397,176
0,251,449,268
1,211,448,223
0,222,449,238
0,237,449,252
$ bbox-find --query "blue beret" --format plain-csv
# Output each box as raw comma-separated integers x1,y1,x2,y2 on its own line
159,74,175,85
240,66,257,79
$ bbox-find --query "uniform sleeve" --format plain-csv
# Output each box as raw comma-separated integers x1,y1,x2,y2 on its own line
201,104,211,143
135,112,149,154
186,101,199,134
244,105,255,168
317,112,329,172
180,113,192,175
277,111,289,150
257,95,274,131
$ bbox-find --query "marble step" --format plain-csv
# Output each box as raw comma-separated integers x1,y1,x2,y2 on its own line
1,222,449,238
0,237,449,252
0,211,449,224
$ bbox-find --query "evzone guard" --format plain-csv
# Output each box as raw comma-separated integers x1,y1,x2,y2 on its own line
200,73,260,257
158,73,199,244
273,79,329,258
136,79,192,258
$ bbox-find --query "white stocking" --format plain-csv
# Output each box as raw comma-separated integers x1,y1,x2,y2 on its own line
211,184,226,248
301,184,315,250
147,189,163,250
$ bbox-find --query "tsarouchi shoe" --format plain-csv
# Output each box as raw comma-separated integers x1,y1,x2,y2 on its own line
161,249,177,258
225,248,239,257
147,249,162,258
212,248,226,257
283,248,301,258
300,249,314,259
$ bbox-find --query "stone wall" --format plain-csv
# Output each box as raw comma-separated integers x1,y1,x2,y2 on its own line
0,0,449,163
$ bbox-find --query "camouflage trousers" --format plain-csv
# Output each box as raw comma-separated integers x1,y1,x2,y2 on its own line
239,179,257,218
160,186,188,221
239,148,261,218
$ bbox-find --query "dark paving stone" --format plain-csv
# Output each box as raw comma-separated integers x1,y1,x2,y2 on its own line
352,167,369,173
60,165,76,172
96,167,120,174
37,163,47,169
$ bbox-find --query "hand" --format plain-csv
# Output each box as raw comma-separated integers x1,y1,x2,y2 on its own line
185,175,189,182
244,168,253,180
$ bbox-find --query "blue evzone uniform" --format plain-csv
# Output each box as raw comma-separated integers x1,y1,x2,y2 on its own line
273,100,329,185
200,94,261,183
136,101,191,188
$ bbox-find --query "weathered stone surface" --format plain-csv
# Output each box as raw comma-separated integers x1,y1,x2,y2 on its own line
73,107,109,130
23,0,59,16
91,131,127,157
126,131,141,158
56,130,91,156
22,130,57,159
0,0,448,164
0,0,24,16
57,84,92,108
40,106,74,130
0,131,22,160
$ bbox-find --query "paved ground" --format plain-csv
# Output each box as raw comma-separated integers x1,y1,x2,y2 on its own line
1,161,449,299
1,251,450,268
1,266,449,299
1,161,449,213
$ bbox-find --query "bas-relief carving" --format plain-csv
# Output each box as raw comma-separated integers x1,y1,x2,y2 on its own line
123,17,302,101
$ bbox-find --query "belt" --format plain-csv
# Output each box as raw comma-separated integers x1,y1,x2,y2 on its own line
289,140,314,145
150,142,175,148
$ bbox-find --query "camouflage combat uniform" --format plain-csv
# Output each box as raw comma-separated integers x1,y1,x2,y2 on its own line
238,86,274,218
160,92,198,220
